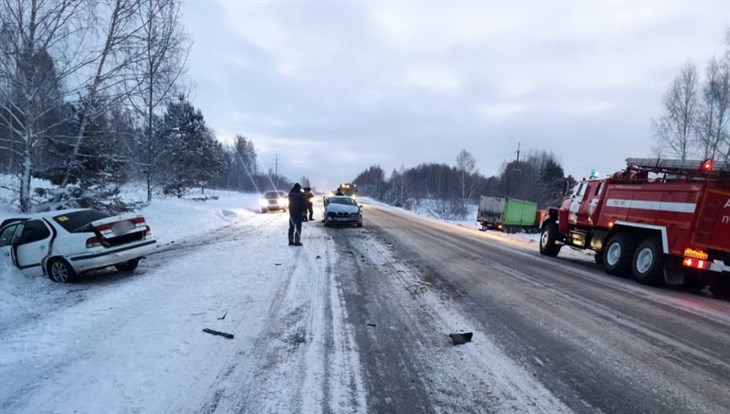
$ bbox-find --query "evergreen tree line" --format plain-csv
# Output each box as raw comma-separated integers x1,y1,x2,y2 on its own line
1,86,283,212
352,149,571,219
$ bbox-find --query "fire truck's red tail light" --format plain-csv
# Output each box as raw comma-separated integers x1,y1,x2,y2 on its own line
683,258,709,270
700,159,713,171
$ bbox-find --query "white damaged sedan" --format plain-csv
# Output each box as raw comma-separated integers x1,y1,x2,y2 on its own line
323,196,363,227
0,208,157,283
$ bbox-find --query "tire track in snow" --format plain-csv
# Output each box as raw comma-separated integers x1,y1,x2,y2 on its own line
197,222,367,414
195,227,302,413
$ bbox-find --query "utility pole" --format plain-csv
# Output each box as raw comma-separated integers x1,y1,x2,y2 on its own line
507,142,521,198
275,154,279,188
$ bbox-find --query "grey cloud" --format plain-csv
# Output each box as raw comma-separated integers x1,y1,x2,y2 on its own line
182,1,727,190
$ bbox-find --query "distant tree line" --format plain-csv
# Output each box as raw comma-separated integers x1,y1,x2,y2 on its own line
653,32,730,162
352,149,570,219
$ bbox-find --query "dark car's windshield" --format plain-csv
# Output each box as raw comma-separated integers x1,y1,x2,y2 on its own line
53,210,110,233
329,197,357,206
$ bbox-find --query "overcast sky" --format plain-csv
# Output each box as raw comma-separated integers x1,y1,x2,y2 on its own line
182,1,728,191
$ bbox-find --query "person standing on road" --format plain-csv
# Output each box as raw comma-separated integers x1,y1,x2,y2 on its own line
303,187,314,221
288,183,307,246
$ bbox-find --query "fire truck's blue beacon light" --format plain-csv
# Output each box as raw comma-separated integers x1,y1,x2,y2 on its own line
590,169,600,179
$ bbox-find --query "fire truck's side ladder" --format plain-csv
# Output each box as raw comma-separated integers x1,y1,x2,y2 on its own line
694,196,721,245
626,158,730,173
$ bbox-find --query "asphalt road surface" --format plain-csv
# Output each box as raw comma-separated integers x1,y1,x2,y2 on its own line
330,201,730,413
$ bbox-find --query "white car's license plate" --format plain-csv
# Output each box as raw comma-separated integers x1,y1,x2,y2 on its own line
111,220,134,236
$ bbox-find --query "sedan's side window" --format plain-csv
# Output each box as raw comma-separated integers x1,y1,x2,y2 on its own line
0,225,19,247
17,220,51,245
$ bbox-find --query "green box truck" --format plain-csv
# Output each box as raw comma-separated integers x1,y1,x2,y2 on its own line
477,196,538,232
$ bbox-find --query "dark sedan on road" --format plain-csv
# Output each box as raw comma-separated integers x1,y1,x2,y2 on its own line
323,196,363,227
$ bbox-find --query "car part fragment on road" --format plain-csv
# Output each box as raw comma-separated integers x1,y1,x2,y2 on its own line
449,332,473,345
203,328,234,339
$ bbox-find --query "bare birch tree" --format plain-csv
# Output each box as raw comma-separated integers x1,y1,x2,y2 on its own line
127,0,189,203
56,0,147,196
0,0,92,212
696,56,730,161
455,149,478,216
652,62,700,161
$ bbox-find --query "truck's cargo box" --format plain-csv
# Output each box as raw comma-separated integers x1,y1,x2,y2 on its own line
477,196,538,230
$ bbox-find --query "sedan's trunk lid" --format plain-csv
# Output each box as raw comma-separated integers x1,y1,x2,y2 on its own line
90,214,149,246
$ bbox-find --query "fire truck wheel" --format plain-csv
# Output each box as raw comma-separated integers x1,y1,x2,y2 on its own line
603,233,638,277
709,277,730,300
631,238,664,286
539,222,561,257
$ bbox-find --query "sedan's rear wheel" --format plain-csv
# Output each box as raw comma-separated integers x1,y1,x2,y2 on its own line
48,258,76,283
115,259,140,272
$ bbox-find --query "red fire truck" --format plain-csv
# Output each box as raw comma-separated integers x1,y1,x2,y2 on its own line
539,158,730,298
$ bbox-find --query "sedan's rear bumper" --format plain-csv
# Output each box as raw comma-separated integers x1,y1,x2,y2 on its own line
67,239,158,273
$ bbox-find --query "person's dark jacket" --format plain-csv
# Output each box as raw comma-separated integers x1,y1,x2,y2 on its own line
288,184,307,218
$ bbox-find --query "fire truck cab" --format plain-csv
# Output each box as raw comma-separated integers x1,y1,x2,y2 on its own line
539,158,730,298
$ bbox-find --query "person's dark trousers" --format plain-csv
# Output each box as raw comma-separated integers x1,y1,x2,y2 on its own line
288,216,303,245
307,204,314,220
